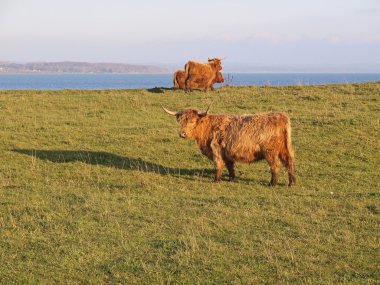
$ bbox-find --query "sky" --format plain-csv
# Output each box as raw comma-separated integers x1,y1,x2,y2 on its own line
1,0,380,72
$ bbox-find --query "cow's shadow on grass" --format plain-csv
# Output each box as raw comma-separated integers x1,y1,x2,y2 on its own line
146,87,174,93
12,149,220,181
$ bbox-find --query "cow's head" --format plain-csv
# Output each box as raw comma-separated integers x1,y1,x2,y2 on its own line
208,58,222,64
208,58,223,71
161,105,210,139
215,71,224,83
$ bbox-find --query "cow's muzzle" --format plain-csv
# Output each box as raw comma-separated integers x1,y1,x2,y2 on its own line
179,132,187,138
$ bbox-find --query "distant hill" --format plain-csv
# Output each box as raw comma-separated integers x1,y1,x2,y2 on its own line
0,61,170,74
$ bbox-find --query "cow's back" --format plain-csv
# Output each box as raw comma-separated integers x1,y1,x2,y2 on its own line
186,61,213,78
223,113,290,162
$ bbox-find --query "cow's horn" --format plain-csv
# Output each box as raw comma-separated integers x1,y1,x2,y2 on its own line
161,104,177,116
200,104,211,116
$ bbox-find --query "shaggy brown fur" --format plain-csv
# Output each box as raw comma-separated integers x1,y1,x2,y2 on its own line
162,106,296,186
173,70,224,90
184,58,223,91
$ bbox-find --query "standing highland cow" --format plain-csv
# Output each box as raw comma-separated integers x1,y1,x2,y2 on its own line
184,58,223,91
161,105,296,186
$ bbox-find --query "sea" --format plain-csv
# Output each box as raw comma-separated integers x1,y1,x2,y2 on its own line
0,73,379,90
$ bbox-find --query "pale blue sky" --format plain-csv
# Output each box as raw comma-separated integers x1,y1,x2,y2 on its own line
1,0,379,71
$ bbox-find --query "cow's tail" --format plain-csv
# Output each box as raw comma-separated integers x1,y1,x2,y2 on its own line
173,72,179,89
184,62,190,91
284,118,296,186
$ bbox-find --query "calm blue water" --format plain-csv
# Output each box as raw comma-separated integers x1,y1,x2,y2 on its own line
0,73,379,90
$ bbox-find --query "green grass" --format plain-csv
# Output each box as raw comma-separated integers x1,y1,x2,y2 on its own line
0,83,379,284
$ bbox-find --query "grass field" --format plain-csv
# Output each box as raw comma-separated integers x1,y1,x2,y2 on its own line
0,83,379,284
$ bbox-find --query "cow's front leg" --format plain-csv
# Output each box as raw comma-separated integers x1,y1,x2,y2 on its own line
266,153,281,186
211,138,224,182
206,80,214,91
213,159,224,182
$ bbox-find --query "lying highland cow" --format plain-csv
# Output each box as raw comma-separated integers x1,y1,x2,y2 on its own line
161,105,296,186
173,70,224,90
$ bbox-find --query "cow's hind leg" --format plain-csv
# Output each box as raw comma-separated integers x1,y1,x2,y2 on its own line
266,152,281,186
280,150,296,186
184,79,192,92
225,161,236,181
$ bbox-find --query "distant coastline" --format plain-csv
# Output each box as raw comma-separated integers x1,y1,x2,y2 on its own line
0,61,170,74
